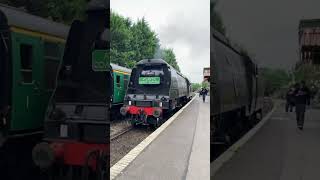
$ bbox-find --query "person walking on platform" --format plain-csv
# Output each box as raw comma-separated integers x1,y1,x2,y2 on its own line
285,87,295,112
294,81,311,130
200,87,208,102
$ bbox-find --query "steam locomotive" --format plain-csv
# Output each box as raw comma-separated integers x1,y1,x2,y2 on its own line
32,1,110,179
120,59,192,127
211,28,264,146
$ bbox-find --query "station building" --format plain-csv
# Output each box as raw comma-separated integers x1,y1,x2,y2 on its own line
203,67,210,82
298,19,320,67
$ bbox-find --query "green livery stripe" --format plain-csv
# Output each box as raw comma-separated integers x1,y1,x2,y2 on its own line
11,26,65,43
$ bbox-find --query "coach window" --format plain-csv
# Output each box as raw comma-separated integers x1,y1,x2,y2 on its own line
20,44,33,83
44,41,61,90
124,75,129,88
116,75,121,88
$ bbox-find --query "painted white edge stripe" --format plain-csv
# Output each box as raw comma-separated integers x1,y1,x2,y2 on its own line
110,95,197,180
211,101,279,176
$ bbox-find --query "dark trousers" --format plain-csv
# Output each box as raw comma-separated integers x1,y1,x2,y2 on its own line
202,94,206,102
296,104,306,127
285,101,294,112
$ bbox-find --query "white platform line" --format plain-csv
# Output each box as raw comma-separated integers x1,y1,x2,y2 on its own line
110,95,197,180
211,102,279,176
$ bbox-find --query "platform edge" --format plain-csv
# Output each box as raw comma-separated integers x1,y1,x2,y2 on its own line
110,95,197,180
211,100,279,176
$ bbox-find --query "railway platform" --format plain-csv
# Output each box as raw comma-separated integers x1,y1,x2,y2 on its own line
111,95,210,180
213,101,320,180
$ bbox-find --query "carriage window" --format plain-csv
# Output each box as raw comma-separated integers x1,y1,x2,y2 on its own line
20,44,33,83
124,75,129,89
116,75,121,87
44,41,62,90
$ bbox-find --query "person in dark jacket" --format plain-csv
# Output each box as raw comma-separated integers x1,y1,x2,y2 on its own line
285,87,295,112
294,81,311,130
200,88,208,102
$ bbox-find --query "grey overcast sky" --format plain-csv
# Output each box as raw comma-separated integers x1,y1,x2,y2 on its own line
216,0,320,70
111,0,210,83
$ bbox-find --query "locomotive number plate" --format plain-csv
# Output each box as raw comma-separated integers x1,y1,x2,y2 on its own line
92,50,110,71
139,77,160,84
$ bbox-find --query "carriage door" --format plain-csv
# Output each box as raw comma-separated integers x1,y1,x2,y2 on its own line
113,72,122,104
11,33,43,132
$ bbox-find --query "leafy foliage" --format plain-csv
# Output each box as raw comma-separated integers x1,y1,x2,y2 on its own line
46,0,87,23
191,83,202,92
294,64,320,100
202,81,209,89
0,0,87,24
1,2,181,70
294,64,320,85
110,12,136,68
154,47,180,71
260,68,291,96
110,12,180,70
131,18,158,61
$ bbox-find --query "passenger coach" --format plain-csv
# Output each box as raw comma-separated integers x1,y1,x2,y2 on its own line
0,4,68,144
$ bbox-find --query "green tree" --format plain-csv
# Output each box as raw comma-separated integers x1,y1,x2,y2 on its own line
46,0,87,23
260,68,291,96
0,0,87,24
192,83,202,92
110,13,159,68
162,48,180,71
294,64,320,99
154,46,181,71
110,12,179,70
110,12,136,68
131,18,158,61
294,64,320,85
0,0,49,17
202,81,209,89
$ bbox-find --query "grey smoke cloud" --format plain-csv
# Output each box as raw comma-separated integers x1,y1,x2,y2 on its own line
216,0,320,69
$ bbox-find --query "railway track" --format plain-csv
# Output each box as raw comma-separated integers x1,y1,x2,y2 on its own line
110,126,133,141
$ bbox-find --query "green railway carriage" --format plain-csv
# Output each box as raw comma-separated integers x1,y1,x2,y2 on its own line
110,63,131,117
0,4,68,143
